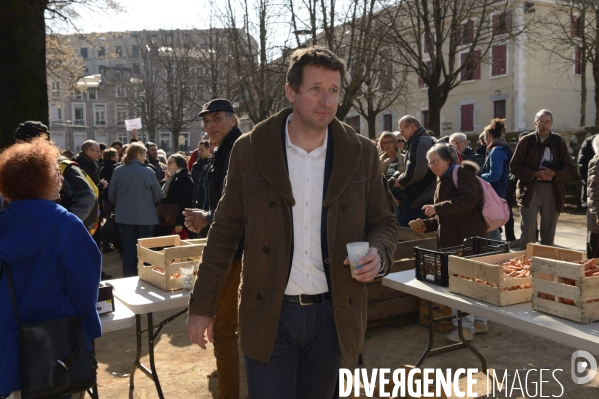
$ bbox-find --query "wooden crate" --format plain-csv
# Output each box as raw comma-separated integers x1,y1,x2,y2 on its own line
418,299,455,333
366,238,437,327
448,244,586,306
532,258,599,323
137,235,205,291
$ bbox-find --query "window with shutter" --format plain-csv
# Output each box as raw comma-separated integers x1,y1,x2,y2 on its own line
461,51,480,81
461,104,474,131
384,115,392,131
422,111,430,130
571,15,581,38
493,10,512,36
491,44,507,76
494,100,506,119
346,116,361,134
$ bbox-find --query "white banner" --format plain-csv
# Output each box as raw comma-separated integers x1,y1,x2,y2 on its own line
124,118,142,131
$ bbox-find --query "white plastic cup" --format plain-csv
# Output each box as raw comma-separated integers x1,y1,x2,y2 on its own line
179,265,195,291
346,242,370,278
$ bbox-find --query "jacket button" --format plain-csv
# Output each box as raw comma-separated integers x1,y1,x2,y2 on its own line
324,258,331,264
270,201,276,208
342,205,348,211
335,306,340,311
262,247,270,254
256,293,262,300
349,298,354,304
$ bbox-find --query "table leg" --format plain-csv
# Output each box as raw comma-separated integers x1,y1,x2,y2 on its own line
415,300,487,373
130,314,142,390
146,312,164,399
128,309,188,398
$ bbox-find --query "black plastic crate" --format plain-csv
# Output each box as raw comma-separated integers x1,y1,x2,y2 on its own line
414,237,509,286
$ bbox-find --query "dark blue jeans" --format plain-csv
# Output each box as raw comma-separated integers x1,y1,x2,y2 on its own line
245,299,342,399
399,204,428,227
117,224,154,277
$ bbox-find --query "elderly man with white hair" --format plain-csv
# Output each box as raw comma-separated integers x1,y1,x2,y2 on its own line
449,132,484,167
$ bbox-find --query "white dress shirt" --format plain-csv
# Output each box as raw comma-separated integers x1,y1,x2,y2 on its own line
284,114,329,295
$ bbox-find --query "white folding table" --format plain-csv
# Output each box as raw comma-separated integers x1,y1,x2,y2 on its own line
109,277,190,399
383,270,599,369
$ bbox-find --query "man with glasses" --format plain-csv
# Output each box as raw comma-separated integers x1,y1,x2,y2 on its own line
182,99,244,399
510,109,574,248
449,132,484,167
390,115,436,226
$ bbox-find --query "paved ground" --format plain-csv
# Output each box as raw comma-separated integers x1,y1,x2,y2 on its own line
94,209,599,399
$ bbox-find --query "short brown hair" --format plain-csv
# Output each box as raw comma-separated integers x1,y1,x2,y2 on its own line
103,147,118,162
286,46,346,92
0,137,60,201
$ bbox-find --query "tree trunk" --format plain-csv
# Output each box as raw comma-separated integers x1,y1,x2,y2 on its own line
366,113,376,139
0,0,48,149
580,58,587,127
427,89,443,137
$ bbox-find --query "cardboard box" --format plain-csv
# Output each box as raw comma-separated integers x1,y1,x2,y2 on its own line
97,282,115,314
137,235,204,291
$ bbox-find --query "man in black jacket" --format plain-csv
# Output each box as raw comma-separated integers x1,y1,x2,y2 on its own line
390,115,436,226
183,99,244,399
146,142,167,182
579,134,597,207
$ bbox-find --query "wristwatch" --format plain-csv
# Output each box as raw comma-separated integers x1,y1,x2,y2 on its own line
376,251,386,278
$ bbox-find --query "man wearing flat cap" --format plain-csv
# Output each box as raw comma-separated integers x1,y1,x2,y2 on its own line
183,98,243,399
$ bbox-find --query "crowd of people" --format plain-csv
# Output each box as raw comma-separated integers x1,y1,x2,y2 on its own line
0,44,595,399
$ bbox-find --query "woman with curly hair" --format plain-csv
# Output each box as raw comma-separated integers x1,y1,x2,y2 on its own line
0,137,102,399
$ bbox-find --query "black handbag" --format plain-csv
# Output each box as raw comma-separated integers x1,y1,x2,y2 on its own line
1,261,97,399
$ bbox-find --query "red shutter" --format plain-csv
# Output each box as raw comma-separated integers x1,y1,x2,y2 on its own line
466,20,474,44
572,15,578,38
473,50,481,80
575,48,582,75
461,52,468,79
423,34,429,54
492,14,499,35
492,45,507,76
461,104,474,131
505,10,512,33
418,75,424,88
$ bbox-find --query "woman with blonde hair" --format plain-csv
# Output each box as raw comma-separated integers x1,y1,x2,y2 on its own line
378,131,405,179
108,142,162,277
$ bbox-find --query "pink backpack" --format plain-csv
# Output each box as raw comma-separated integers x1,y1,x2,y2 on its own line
451,167,510,232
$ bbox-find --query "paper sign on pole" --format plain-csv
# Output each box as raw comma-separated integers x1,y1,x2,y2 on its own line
124,118,142,131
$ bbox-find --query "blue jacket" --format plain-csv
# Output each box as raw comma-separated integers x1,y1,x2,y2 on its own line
0,200,102,396
481,140,512,199
108,159,162,225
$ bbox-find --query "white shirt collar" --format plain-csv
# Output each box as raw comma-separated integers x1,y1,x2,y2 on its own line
284,113,328,156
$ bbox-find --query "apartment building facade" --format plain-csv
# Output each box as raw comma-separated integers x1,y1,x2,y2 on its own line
345,1,595,142
48,29,233,153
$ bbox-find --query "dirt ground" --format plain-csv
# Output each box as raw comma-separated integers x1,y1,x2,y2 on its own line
95,210,599,399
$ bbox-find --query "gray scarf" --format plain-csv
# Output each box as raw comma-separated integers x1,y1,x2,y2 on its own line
161,168,183,198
